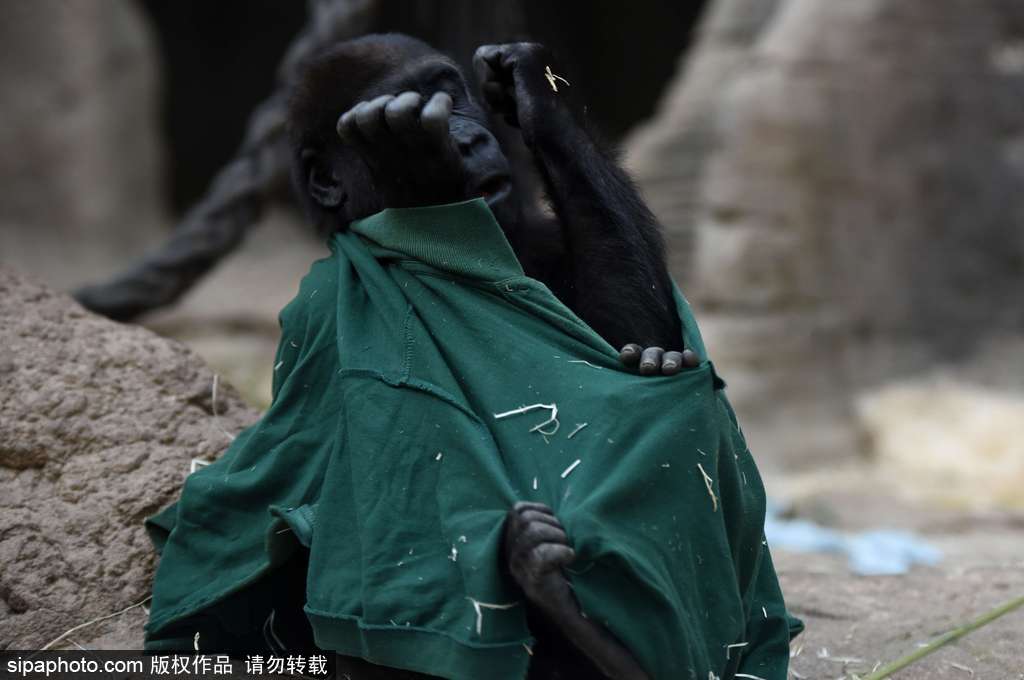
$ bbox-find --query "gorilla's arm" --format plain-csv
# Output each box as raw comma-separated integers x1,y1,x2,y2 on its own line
504,502,651,680
74,1,374,321
475,44,683,355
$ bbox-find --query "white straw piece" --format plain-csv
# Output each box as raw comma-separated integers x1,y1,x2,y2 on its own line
696,462,718,512
724,641,748,660
561,459,582,479
494,403,560,436
566,423,588,439
189,458,210,474
37,596,151,652
467,598,518,636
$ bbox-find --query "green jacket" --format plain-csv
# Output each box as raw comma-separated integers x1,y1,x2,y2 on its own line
145,199,802,679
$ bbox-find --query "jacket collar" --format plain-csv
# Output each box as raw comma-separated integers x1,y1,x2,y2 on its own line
348,199,524,281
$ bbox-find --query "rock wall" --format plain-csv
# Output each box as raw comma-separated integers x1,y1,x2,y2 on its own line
0,0,166,290
625,0,781,286
627,0,1024,468
0,269,258,649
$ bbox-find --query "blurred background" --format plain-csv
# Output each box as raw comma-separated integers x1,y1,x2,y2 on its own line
1,0,1023,671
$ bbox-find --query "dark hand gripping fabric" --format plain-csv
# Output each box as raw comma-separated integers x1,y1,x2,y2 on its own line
144,199,803,679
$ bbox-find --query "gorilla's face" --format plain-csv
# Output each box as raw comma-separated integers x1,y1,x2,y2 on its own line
400,57,517,230
292,40,520,236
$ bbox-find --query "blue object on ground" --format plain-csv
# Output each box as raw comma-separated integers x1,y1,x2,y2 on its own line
764,505,942,575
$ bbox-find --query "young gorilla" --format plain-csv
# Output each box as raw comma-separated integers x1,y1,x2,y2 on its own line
289,34,696,679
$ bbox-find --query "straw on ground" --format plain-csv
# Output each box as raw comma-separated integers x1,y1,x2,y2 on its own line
37,595,152,652
856,593,1024,680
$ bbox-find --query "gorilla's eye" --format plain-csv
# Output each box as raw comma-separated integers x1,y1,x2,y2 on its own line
424,66,464,100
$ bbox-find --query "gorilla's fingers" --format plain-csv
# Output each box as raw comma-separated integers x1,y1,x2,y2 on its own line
639,347,665,375
528,544,576,574
336,107,361,143
661,351,683,375
384,91,423,138
517,510,563,530
622,344,697,375
354,95,394,139
420,92,453,140
475,46,520,123
619,344,642,367
349,101,372,131
515,523,570,550
473,45,506,84
513,501,556,516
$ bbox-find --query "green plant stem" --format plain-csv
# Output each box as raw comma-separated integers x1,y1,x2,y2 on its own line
859,593,1024,680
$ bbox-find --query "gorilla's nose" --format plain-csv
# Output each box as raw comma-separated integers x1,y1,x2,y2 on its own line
456,131,492,155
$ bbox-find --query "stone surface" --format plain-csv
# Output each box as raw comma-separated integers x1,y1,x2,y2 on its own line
0,0,166,290
0,269,258,649
626,0,1024,473
625,0,782,288
778,548,1024,680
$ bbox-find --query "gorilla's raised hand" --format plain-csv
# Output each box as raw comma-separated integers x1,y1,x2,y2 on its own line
473,43,565,148
336,91,468,208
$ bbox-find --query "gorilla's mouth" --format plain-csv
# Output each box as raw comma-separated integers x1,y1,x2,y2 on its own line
475,175,511,202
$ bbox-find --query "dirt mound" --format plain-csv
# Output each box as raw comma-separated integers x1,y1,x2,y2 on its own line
0,268,258,649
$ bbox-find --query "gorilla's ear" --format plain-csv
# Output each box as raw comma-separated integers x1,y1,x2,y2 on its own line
302,149,346,210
